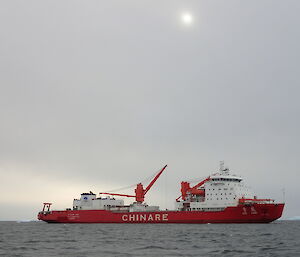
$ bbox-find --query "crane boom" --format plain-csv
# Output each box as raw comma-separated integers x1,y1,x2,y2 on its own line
176,176,211,201
99,192,135,198
144,165,168,194
99,165,168,203
190,176,210,190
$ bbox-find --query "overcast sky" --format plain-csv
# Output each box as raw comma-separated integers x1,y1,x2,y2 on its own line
0,0,299,220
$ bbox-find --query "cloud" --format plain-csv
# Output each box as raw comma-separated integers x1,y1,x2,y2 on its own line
0,1,299,220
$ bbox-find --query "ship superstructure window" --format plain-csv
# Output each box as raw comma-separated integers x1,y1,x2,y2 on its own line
211,178,241,182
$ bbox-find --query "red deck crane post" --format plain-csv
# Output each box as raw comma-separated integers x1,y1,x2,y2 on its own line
100,165,168,203
176,176,210,201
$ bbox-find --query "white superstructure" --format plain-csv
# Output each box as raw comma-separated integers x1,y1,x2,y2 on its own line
175,164,254,211
73,193,124,210
72,192,159,212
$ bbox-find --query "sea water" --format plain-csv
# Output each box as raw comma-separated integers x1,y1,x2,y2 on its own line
0,221,299,256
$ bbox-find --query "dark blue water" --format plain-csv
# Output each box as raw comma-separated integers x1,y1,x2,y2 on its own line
0,221,299,256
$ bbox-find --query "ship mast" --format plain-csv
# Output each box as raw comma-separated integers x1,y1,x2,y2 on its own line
220,160,225,172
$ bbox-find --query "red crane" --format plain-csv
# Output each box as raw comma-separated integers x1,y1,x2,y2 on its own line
100,165,167,203
176,176,210,201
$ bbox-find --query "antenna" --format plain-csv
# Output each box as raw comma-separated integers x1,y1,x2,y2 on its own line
219,161,225,173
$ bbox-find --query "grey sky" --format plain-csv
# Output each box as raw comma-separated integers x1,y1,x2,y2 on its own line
0,1,299,220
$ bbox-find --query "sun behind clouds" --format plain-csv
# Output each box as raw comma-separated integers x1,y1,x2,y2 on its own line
181,12,193,26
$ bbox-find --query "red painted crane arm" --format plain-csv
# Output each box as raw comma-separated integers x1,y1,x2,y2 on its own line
175,176,211,201
175,195,181,202
190,176,210,191
99,192,135,198
144,165,168,195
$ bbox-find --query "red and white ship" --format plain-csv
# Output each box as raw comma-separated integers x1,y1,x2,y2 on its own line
38,163,284,223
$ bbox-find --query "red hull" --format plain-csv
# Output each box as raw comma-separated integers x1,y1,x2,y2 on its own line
38,203,284,224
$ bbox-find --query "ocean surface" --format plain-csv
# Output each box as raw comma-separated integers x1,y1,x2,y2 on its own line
0,220,299,257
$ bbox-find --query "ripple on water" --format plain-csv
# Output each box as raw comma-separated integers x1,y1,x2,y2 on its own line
0,221,300,257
